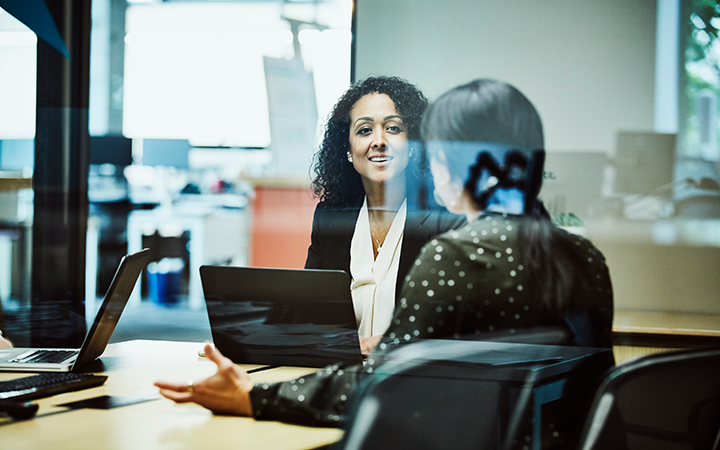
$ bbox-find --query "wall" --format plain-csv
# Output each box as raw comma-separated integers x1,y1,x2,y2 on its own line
354,0,657,154
352,1,720,316
249,185,318,269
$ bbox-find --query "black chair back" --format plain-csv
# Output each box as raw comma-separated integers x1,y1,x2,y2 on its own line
334,331,612,450
576,347,720,450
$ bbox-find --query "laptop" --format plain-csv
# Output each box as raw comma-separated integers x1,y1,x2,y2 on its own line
200,265,363,368
0,248,150,372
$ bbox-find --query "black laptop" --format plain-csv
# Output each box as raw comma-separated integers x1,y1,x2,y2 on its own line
200,265,363,368
0,249,150,372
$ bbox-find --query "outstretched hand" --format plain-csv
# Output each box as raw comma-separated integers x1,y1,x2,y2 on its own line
154,343,254,416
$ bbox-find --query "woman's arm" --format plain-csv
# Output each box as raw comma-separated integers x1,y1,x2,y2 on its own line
305,203,324,269
250,362,363,426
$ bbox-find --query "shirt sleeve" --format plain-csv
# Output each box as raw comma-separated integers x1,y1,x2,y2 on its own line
304,204,323,269
249,362,365,427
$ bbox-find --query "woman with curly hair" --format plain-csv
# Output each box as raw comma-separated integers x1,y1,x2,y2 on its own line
304,76,464,354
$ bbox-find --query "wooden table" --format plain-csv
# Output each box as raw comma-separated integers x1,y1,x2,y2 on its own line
0,340,343,450
614,310,720,338
612,310,720,363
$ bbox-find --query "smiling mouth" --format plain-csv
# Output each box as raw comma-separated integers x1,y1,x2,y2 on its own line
369,155,393,162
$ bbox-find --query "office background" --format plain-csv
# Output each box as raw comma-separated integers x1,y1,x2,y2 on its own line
0,0,719,350
355,0,720,318
355,0,660,153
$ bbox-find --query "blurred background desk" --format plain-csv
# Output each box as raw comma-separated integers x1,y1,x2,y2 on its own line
586,218,720,363
586,218,720,315
0,340,342,450
127,201,247,310
0,173,32,336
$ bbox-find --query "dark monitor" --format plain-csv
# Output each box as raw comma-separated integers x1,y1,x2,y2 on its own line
200,265,363,368
90,135,132,166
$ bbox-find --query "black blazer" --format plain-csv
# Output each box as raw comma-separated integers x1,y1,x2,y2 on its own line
304,197,466,300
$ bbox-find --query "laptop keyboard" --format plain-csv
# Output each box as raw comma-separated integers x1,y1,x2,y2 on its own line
0,372,108,401
9,350,78,364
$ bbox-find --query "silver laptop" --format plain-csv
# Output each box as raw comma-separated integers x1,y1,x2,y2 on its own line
200,265,363,368
0,248,150,372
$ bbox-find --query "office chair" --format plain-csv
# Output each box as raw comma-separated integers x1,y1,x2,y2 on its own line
333,328,610,450
575,347,720,450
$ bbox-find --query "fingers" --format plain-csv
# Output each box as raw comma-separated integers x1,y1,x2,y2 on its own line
155,380,198,403
154,381,187,392
155,345,215,392
203,343,228,366
204,344,243,377
157,388,194,403
154,343,253,415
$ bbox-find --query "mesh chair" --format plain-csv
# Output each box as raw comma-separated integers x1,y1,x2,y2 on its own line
576,347,720,450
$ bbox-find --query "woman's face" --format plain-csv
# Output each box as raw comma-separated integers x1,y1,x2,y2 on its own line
348,93,409,191
428,149,465,215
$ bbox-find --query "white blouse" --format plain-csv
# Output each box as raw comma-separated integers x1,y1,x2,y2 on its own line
349,197,406,337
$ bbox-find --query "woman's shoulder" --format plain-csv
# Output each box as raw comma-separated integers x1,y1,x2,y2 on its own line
313,198,362,219
423,214,519,255
312,197,363,229
315,195,364,211
454,213,522,239
551,226,607,262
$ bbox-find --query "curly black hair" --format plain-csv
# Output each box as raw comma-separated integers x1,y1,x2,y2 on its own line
310,76,429,207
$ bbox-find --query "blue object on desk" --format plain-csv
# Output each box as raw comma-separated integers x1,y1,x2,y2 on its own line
147,258,184,305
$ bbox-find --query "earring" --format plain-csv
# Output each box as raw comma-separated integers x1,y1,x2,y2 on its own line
347,153,353,163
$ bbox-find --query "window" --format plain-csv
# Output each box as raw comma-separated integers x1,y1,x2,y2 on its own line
684,0,720,160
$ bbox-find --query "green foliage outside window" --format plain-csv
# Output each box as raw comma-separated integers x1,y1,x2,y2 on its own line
685,0,720,155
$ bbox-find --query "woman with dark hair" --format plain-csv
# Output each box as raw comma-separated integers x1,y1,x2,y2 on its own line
156,79,613,429
304,76,464,353
404,78,613,347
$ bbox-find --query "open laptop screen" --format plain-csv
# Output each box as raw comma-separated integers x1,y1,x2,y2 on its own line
200,266,362,368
